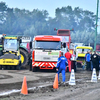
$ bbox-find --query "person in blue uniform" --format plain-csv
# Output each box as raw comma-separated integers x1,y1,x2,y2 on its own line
85,51,91,71
56,52,68,83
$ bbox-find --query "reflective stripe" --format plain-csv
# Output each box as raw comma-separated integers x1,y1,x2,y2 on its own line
57,60,61,64
66,61,68,64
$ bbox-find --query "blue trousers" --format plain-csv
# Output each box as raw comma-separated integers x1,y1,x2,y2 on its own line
57,69,66,82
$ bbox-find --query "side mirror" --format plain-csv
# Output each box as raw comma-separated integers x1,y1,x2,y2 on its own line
63,43,66,48
30,42,32,49
1,37,4,44
19,39,22,44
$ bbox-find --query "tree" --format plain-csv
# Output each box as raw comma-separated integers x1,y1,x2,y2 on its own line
0,2,98,45
3,8,16,35
0,2,7,34
71,30,95,45
54,6,96,32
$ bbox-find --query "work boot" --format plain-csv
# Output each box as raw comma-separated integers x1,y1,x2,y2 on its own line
58,81,61,85
61,82,66,86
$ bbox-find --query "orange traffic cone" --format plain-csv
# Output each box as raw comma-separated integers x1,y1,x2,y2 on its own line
21,76,28,95
53,74,58,89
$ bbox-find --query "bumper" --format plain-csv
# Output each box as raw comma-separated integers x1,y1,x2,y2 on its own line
32,61,57,69
0,59,19,65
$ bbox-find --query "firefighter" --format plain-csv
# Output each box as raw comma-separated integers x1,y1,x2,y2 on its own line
65,49,72,72
56,52,68,83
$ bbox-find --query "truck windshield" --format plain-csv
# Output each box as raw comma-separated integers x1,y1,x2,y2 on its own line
20,42,27,48
4,39,18,51
35,41,61,50
61,36,69,42
76,48,91,53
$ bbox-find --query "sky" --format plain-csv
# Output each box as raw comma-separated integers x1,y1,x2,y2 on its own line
1,0,99,17
1,0,100,31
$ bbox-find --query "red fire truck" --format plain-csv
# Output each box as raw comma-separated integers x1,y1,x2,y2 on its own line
56,29,74,54
56,29,76,72
31,35,67,72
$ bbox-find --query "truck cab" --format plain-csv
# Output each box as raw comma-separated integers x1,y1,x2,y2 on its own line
32,35,67,71
75,46,93,68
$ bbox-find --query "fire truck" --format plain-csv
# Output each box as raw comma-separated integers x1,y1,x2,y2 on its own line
56,29,76,71
56,29,74,54
31,35,67,72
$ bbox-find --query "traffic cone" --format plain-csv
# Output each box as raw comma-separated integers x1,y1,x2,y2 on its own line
98,70,100,80
21,76,28,95
53,74,58,89
91,68,97,82
69,69,76,85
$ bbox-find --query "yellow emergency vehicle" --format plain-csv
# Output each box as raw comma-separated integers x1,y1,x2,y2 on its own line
75,46,93,68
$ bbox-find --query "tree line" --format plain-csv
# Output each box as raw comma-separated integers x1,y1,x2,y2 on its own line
0,2,100,45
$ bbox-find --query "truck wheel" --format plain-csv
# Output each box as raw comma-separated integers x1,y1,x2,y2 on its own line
0,66,2,69
32,67,38,72
20,49,29,68
29,60,32,71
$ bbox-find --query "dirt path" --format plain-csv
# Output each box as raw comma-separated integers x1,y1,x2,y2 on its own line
0,69,100,100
